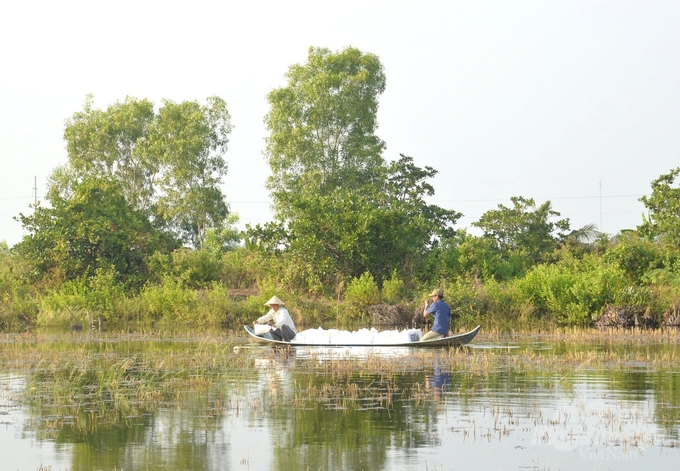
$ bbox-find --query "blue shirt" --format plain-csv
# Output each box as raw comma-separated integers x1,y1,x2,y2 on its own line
426,299,451,335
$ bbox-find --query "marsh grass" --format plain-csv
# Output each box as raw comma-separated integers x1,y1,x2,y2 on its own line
0,332,260,435
1,328,678,441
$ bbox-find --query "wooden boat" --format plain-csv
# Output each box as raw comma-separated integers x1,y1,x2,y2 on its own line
244,325,481,348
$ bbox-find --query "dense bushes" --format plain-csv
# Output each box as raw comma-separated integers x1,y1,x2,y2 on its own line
512,254,626,325
0,243,38,330
4,230,680,331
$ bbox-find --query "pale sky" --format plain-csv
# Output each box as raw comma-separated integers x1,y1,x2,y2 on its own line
1,0,679,247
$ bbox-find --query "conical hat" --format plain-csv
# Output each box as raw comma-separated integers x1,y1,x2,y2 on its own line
264,295,285,306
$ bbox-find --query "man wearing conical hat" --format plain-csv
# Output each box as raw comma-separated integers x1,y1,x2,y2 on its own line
254,295,297,341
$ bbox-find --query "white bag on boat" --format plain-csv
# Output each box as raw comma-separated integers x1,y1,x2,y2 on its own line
404,328,422,342
253,324,271,335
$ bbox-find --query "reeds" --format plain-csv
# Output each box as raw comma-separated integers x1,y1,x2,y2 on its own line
1,328,678,440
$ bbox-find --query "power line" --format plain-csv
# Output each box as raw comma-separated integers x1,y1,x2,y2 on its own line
0,194,648,205
0,196,33,201
429,194,644,204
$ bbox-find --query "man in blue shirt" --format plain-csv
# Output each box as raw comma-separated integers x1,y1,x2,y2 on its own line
421,288,451,341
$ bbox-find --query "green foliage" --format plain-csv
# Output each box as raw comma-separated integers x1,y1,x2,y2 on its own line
640,265,680,287
419,231,464,285
262,46,387,288
17,177,177,289
614,285,651,308
283,190,402,283
603,232,664,283
472,197,571,279
646,285,680,319
192,283,244,327
220,247,263,290
639,167,680,245
513,254,627,325
480,278,538,323
147,248,223,289
0,243,38,329
262,48,461,291
384,154,461,243
257,156,460,292
381,270,405,304
39,267,125,325
265,46,387,208
86,267,126,317
455,233,530,282
62,95,157,209
279,251,331,296
148,96,233,248
139,278,199,323
204,214,241,254
344,272,379,320
61,95,233,249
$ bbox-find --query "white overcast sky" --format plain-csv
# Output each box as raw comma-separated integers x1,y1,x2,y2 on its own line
1,0,679,247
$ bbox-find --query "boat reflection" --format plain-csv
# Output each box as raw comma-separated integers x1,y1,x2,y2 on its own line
292,345,413,360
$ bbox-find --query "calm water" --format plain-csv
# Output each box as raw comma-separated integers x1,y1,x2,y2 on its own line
0,331,678,470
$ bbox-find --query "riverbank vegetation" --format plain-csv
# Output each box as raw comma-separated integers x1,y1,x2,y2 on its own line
2,46,680,332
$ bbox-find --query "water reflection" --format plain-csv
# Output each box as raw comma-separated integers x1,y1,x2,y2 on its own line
425,365,451,399
0,334,678,470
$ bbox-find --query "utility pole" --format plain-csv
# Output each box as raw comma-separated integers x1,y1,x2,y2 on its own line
34,176,38,205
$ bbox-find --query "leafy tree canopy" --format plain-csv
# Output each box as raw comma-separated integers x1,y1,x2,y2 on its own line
17,178,176,287
59,95,233,249
258,47,461,291
63,95,157,209
472,196,570,272
265,46,387,215
639,167,680,246
16,177,178,289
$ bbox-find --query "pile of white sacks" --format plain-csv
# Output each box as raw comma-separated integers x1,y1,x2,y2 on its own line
291,327,423,345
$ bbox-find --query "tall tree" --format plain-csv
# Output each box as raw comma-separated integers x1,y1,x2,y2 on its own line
472,196,570,277
60,95,233,249
384,154,460,243
63,95,157,210
265,46,386,215
258,48,460,290
149,96,233,248
639,168,680,246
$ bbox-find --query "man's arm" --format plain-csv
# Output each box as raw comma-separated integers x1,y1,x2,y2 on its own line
423,299,432,317
255,311,273,325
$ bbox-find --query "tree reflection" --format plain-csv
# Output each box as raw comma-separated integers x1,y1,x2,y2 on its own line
5,336,679,470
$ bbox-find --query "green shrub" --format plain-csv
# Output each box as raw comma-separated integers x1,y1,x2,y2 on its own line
343,272,379,320
139,278,198,323
147,248,224,289
0,252,38,330
109,281,254,328
39,267,125,326
615,285,651,307
603,234,666,283
192,283,243,327
514,254,626,325
381,270,405,304
221,248,261,289
86,267,126,318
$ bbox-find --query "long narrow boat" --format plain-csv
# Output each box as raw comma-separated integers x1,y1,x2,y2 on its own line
244,325,481,348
